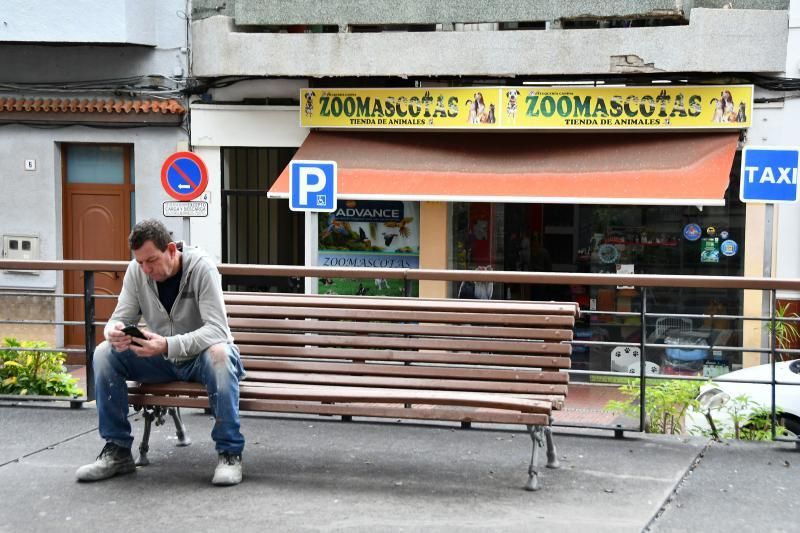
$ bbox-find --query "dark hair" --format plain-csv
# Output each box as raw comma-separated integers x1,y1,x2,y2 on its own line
128,219,172,251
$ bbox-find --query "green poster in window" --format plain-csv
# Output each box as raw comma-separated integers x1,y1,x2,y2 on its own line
317,200,420,296
700,237,720,263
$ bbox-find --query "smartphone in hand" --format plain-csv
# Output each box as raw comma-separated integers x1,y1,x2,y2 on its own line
122,325,147,342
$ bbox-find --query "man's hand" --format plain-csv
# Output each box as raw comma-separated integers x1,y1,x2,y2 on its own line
107,321,133,352
128,330,169,358
107,321,167,357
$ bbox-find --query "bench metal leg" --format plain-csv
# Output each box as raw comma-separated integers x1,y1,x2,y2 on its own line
544,425,560,469
525,424,544,491
168,407,192,447
136,408,156,466
136,406,192,466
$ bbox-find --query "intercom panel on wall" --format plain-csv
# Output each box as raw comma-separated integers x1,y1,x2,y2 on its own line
2,235,41,275
2,235,40,261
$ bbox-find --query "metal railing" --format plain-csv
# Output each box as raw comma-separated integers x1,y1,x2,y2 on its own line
1,259,798,443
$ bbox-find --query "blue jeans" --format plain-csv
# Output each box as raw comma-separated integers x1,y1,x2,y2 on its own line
93,341,246,455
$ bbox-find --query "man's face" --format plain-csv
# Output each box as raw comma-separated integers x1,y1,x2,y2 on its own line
134,241,177,282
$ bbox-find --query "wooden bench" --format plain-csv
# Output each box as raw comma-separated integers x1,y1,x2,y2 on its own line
128,293,579,490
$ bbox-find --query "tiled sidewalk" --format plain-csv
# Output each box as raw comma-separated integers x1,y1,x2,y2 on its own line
555,383,628,426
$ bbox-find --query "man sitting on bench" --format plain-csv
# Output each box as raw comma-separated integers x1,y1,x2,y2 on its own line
76,218,245,486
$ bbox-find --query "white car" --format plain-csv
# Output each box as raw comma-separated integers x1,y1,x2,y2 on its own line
686,360,800,437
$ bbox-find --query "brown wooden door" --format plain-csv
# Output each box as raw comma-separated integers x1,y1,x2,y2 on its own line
63,145,132,351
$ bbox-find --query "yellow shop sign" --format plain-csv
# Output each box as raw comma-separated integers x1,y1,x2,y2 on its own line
300,85,752,129
302,88,501,128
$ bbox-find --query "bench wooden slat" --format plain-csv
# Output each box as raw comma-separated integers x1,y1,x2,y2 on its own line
243,360,569,384
232,331,572,355
130,379,566,406
128,394,550,426
247,382,565,408
242,385,553,413
242,370,569,397
237,344,571,368
225,293,579,316
229,317,573,341
130,382,553,414
226,304,576,327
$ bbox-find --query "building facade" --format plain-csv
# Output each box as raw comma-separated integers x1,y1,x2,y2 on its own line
3,1,799,375
187,1,796,374
0,0,189,349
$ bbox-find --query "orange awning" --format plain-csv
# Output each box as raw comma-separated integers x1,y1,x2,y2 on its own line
268,131,739,206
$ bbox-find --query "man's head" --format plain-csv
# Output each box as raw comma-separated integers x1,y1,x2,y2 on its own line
128,219,180,282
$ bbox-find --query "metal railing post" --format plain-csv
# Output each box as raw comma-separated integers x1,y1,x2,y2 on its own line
770,289,777,440
84,271,96,402
640,286,647,433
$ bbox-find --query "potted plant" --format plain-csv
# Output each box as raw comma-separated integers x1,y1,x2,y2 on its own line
767,303,800,361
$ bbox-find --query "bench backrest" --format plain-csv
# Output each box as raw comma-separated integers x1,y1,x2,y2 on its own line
224,293,578,406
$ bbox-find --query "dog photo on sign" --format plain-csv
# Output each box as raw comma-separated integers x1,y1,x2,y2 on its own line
506,89,520,124
304,91,316,117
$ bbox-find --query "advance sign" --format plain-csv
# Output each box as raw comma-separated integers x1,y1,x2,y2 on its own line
161,151,209,201
740,146,799,203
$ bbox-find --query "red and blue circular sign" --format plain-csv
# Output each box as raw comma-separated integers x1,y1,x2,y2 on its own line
683,223,702,242
160,151,208,201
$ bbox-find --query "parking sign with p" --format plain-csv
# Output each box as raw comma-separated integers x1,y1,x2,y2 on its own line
289,160,337,212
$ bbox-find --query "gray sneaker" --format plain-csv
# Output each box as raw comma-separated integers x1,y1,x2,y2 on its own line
212,452,242,486
76,442,136,482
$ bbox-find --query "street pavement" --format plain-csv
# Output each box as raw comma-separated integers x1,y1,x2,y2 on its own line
0,401,797,533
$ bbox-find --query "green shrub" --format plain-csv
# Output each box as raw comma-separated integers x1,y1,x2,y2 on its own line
0,337,83,397
739,406,788,440
716,395,787,441
606,379,787,440
605,379,701,434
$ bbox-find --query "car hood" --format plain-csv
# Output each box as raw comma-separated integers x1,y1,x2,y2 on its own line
707,360,800,415
716,360,800,384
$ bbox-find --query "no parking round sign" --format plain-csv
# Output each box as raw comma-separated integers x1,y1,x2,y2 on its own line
161,151,208,201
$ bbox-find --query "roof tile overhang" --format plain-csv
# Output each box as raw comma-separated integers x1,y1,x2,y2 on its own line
0,96,186,126
269,131,739,206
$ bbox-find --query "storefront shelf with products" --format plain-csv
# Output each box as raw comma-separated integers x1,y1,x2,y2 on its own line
599,241,678,247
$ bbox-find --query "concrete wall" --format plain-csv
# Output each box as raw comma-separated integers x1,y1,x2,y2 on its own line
0,295,56,346
233,0,687,25
0,1,188,82
191,0,788,23
192,9,788,77
0,0,162,45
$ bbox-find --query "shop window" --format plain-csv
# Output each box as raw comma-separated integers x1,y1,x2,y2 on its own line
449,172,746,377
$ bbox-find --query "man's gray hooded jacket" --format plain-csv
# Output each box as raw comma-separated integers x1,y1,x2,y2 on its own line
104,244,234,364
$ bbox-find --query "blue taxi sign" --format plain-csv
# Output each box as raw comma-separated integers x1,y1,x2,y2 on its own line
740,146,799,203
